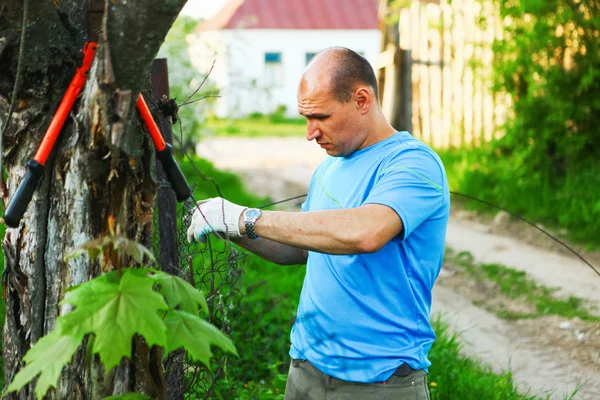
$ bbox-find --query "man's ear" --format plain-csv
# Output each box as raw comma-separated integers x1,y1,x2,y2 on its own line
355,87,372,114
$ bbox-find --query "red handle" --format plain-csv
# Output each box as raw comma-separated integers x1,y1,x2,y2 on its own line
34,42,98,165
136,94,167,152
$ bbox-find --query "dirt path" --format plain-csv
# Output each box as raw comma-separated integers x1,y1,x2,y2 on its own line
446,217,600,304
197,137,600,399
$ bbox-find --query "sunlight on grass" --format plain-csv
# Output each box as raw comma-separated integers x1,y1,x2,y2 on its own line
205,117,306,138
447,249,600,322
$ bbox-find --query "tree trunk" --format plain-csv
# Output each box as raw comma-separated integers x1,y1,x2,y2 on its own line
0,0,186,398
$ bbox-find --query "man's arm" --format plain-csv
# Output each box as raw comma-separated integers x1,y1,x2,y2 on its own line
232,236,308,265
244,204,403,255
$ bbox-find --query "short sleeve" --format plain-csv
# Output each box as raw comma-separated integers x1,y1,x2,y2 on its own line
363,147,446,240
301,170,318,212
301,199,309,212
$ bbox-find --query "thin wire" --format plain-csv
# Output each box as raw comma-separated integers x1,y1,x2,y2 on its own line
259,194,307,209
0,0,30,201
449,191,600,278
255,191,600,278
179,95,221,107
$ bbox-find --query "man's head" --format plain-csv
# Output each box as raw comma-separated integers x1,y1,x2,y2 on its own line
297,47,386,157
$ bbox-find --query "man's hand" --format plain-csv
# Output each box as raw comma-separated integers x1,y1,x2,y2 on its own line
186,197,247,243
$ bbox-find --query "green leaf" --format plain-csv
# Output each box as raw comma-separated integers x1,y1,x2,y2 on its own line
64,236,113,262
5,328,83,399
113,237,156,264
150,271,208,314
164,310,237,367
65,235,155,264
60,269,168,371
102,394,152,400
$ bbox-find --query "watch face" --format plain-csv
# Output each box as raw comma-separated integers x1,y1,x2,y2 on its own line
246,208,261,219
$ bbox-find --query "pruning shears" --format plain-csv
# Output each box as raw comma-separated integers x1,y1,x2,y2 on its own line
4,0,191,228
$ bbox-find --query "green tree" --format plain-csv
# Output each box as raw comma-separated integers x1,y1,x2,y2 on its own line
157,16,219,151
492,0,599,176
0,0,217,397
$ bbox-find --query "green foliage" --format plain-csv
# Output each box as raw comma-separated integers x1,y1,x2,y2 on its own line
150,271,208,314
438,146,600,246
6,239,235,400
0,220,5,389
102,394,152,400
164,310,237,366
60,270,168,371
5,330,83,399
176,156,301,398
157,16,218,147
492,0,599,166
177,156,271,208
65,234,156,264
205,117,306,138
446,0,600,245
448,250,600,322
428,318,543,400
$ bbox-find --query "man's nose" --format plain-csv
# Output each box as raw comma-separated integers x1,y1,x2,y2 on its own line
306,123,322,141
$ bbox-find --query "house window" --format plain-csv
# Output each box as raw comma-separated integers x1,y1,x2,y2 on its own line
264,52,283,87
305,52,317,65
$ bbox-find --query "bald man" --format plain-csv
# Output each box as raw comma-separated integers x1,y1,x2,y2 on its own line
188,47,449,400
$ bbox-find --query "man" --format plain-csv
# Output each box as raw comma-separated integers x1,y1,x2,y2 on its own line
187,47,450,400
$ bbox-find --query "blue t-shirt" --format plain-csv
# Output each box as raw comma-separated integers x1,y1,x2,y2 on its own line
289,131,450,383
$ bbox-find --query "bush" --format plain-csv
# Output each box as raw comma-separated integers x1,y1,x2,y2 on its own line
448,0,600,246
438,145,600,246
269,104,289,124
248,112,265,120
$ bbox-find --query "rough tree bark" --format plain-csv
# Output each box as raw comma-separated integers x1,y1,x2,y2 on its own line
0,0,186,398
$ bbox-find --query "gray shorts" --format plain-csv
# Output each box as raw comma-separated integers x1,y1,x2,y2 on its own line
284,359,431,400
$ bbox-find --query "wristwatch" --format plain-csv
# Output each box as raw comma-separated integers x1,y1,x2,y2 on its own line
243,208,262,239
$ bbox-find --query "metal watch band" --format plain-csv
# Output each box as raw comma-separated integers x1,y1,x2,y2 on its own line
246,220,258,239
244,208,261,240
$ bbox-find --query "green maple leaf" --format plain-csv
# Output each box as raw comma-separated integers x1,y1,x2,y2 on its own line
60,269,168,371
164,310,237,367
5,328,83,399
102,394,152,400
150,271,208,314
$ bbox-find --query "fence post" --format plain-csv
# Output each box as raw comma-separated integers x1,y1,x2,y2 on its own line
151,58,185,400
377,0,413,133
396,48,413,133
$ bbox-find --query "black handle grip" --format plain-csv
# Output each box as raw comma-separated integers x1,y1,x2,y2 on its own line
156,144,192,202
4,160,45,228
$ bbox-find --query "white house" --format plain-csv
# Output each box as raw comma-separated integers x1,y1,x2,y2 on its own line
190,0,381,118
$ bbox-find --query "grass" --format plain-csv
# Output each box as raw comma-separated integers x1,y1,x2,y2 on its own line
428,317,546,400
204,116,306,138
448,249,600,322
178,155,558,399
437,146,600,248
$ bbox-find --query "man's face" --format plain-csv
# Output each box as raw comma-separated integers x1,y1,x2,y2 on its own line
297,78,365,157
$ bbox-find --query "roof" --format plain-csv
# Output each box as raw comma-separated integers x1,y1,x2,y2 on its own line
200,0,379,31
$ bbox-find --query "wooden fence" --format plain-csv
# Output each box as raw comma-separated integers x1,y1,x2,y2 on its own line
376,0,510,148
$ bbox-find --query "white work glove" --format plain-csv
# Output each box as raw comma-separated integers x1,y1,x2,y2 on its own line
186,197,247,244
